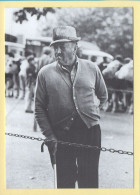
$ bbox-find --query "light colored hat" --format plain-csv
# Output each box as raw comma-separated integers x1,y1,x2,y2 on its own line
50,26,81,46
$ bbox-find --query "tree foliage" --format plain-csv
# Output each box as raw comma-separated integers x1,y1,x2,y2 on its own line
13,8,55,24
57,7,133,58
13,7,133,58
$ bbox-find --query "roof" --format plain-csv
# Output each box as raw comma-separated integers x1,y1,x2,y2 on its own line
78,40,100,51
26,36,52,43
5,41,25,49
82,49,114,60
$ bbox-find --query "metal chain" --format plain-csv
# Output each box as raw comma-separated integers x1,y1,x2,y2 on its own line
5,132,44,141
5,132,133,156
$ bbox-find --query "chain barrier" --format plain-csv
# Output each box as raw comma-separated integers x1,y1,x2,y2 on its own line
5,132,133,156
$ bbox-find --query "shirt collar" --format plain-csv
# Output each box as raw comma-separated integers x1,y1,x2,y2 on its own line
59,56,78,72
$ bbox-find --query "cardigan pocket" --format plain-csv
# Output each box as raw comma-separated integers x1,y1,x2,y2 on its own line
81,108,100,120
52,114,72,130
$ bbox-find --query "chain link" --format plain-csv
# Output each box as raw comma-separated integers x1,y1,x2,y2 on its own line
5,132,44,141
5,132,133,156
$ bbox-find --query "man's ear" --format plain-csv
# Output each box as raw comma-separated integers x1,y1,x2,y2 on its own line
74,43,78,53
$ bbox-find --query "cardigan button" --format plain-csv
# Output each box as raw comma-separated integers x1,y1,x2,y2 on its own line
64,126,70,131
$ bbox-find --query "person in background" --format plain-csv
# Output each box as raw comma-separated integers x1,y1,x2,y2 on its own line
98,57,110,73
25,55,37,113
37,46,54,72
35,26,108,188
5,52,15,97
18,50,34,100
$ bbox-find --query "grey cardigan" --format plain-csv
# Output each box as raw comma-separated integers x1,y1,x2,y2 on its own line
35,58,108,137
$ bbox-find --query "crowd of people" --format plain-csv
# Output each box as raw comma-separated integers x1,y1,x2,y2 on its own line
5,47,54,113
98,55,133,114
5,46,133,115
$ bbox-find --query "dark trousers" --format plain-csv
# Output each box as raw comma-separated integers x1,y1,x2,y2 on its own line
55,116,101,188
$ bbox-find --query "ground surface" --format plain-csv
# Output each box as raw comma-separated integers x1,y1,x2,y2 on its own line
5,98,133,189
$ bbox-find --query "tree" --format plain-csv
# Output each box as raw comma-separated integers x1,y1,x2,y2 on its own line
56,7,133,58
37,12,58,37
13,8,56,24
13,7,133,58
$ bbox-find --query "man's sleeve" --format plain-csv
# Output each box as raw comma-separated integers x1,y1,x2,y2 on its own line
95,65,108,108
34,71,53,137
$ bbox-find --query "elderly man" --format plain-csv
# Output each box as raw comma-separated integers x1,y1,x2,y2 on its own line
35,26,108,188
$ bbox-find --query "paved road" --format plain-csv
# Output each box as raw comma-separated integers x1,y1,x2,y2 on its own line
5,98,133,189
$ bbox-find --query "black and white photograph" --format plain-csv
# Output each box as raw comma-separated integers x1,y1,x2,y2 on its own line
5,7,133,189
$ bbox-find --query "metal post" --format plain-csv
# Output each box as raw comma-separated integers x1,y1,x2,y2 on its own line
53,164,57,188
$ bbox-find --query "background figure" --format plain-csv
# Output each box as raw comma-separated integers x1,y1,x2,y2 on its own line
18,50,34,100
25,55,37,113
98,57,110,73
102,55,124,112
37,46,54,72
5,52,22,98
5,52,15,97
115,58,133,114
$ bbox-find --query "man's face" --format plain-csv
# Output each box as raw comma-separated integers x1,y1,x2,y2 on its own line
53,42,77,65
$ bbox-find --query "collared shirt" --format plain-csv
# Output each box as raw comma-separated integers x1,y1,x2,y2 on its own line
59,58,78,83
